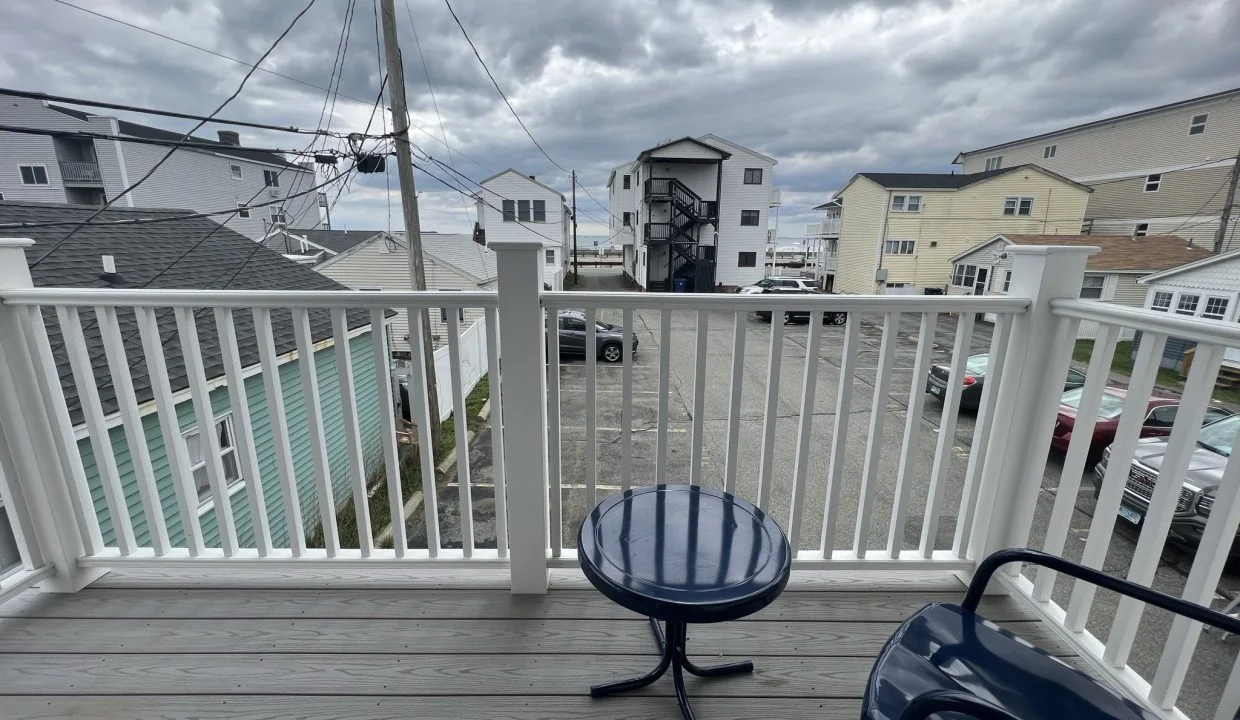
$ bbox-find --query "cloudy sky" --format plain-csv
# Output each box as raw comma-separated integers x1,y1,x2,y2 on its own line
1,0,1237,240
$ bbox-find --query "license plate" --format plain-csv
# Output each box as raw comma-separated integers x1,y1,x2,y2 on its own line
1118,505,1142,524
930,384,944,397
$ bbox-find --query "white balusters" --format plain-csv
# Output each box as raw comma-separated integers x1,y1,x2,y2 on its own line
484,307,507,558
689,310,709,487
655,308,673,484
58,306,136,555
855,312,900,557
920,312,974,557
889,312,936,558
621,308,634,490
584,307,598,509
370,308,407,556
821,314,860,558
331,308,373,556
447,311,476,558
253,308,306,556
787,312,824,550
724,311,747,496
292,308,337,557
97,305,169,556
405,309,441,556
544,309,562,556
757,311,785,510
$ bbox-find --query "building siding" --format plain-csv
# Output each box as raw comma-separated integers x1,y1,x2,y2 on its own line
1088,216,1234,249
1086,165,1232,219
957,94,1240,177
709,141,775,287
478,171,567,290
76,331,383,549
835,177,889,293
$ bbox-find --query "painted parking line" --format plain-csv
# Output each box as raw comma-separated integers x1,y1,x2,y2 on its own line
559,426,689,433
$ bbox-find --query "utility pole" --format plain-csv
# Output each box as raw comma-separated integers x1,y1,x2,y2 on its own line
571,170,579,283
379,0,441,451
1214,151,1240,254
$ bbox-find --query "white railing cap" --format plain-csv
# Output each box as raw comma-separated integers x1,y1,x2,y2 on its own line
0,238,36,248
1008,244,1099,257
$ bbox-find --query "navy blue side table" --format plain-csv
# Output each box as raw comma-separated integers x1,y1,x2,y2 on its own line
578,484,791,720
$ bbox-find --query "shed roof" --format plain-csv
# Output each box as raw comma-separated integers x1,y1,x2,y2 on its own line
952,233,1210,273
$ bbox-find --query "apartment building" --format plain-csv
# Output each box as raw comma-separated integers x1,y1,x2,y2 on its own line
608,134,778,291
474,169,569,290
833,165,1090,294
954,88,1240,250
0,94,321,240
806,196,841,289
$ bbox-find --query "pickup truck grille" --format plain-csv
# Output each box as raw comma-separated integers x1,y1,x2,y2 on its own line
1199,495,1214,518
1125,464,1193,512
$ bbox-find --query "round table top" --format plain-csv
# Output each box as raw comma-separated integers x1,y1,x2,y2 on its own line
577,484,791,623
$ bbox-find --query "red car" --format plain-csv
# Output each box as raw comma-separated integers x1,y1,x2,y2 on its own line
1051,387,1232,465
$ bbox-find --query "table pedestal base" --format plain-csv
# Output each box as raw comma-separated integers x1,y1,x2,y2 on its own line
590,617,754,720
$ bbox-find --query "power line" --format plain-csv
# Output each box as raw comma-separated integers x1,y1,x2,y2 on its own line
413,160,561,245
574,179,625,226
29,0,319,269
0,124,347,158
442,0,568,175
0,88,348,137
49,0,494,175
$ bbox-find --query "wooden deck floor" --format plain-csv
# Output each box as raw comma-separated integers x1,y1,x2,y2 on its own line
0,570,1078,719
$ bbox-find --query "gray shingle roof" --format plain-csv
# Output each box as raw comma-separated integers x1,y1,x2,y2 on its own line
393,232,498,285
858,168,1011,189
0,201,369,426
300,229,381,254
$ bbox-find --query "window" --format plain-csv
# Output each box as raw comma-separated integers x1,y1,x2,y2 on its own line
740,210,760,226
884,239,916,255
532,199,546,222
737,251,757,267
1203,296,1230,320
269,206,287,225
1043,144,1057,159
1080,274,1106,300
622,211,632,227
18,165,48,185
545,249,555,264
1150,291,1173,311
1146,405,1180,428
1133,223,1149,237
230,164,243,180
236,203,250,219
518,200,531,222
951,263,977,287
1144,173,1162,192
1002,270,1012,292
560,315,586,331
985,156,1003,171
890,194,923,212
1190,113,1208,135
1002,196,1034,216
263,169,279,188
1176,293,1200,315
184,417,241,509
502,199,516,222
622,174,631,189
743,168,763,184
704,201,717,219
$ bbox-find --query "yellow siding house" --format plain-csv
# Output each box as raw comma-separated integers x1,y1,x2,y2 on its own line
833,165,1091,293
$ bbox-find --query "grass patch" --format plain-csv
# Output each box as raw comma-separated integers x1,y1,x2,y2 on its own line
307,373,492,550
1072,339,1240,405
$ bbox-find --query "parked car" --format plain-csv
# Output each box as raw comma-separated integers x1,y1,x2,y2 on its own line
554,310,637,363
752,287,847,325
1093,413,1240,553
1052,387,1230,465
737,276,819,295
926,353,1086,411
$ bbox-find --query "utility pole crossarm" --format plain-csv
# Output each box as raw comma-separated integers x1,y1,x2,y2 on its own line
379,0,442,450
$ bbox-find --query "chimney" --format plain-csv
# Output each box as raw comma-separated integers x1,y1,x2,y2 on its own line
528,175,536,180
217,130,241,146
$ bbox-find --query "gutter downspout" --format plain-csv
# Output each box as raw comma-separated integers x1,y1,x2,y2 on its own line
874,190,892,292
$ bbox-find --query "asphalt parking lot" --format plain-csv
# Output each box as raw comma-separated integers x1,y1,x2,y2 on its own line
550,268,1238,718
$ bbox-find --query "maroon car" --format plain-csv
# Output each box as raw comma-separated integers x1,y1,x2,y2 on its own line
1051,387,1232,465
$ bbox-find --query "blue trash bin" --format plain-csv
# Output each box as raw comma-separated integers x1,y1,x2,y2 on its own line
673,278,690,293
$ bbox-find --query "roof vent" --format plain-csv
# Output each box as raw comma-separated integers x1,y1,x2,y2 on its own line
98,254,126,285
528,175,535,180
217,130,241,146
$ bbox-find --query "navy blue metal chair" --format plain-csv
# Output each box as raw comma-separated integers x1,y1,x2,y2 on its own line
863,549,1240,720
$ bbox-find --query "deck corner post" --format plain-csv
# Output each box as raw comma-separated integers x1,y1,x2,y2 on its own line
967,244,1095,570
490,238,551,594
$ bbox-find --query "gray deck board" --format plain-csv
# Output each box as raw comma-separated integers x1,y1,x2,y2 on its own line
0,580,1077,719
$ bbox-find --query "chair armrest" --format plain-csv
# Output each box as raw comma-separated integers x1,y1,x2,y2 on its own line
963,548,1240,635
899,689,1022,720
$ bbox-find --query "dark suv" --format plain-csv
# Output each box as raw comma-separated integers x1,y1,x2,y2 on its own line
752,287,847,325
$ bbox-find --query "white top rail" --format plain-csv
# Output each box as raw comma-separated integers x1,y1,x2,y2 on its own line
542,291,1032,313
0,288,500,309
1053,299,1240,346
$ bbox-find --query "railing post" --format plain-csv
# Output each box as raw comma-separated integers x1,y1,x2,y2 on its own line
0,238,105,592
489,238,550,594
967,245,1095,567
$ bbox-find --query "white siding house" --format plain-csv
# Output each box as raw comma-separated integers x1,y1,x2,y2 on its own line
0,94,320,240
953,88,1240,251
314,232,497,355
1137,249,1240,372
610,134,777,291
474,169,568,290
